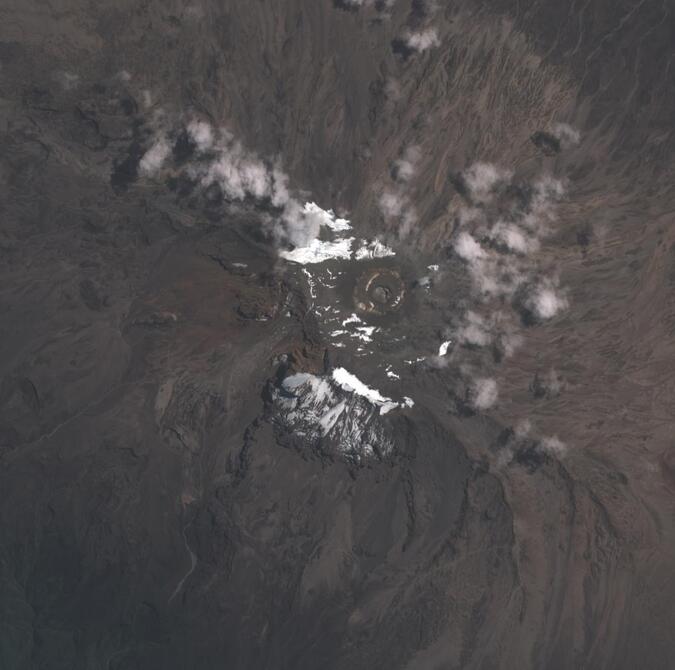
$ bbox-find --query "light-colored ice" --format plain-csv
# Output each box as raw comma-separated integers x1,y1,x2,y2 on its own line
354,239,396,260
332,367,413,415
280,237,354,264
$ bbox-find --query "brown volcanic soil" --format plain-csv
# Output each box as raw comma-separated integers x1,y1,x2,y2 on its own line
1,1,675,669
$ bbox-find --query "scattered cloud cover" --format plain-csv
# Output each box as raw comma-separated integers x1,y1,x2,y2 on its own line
440,161,570,419
470,377,498,410
186,120,214,152
454,231,487,262
378,188,418,237
489,221,540,255
140,118,348,249
496,421,569,467
539,435,567,457
452,310,522,357
393,145,421,182
531,368,564,398
404,28,441,52
452,164,568,316
551,122,581,147
462,162,512,204
54,71,80,90
139,136,171,176
527,279,568,320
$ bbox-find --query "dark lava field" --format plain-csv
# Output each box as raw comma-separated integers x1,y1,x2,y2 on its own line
1,1,675,668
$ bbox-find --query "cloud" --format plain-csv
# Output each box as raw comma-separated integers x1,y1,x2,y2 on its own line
379,190,406,218
454,231,486,262
531,368,564,398
404,28,440,52
454,310,523,357
139,136,172,176
452,310,522,356
488,221,540,255
514,419,531,438
527,279,568,320
496,423,568,468
456,311,492,347
335,0,396,8
54,71,80,90
551,122,581,147
378,189,418,237
452,166,567,305
201,142,274,200
461,162,512,204
393,145,421,182
539,435,567,457
453,232,528,298
520,176,566,234
186,120,214,152
470,377,498,410
138,118,340,248
378,144,423,236
270,163,290,208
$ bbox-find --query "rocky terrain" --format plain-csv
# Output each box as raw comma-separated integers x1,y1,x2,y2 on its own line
1,0,675,668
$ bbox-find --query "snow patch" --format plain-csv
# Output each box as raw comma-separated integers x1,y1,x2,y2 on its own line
332,367,413,415
280,237,354,264
355,239,396,260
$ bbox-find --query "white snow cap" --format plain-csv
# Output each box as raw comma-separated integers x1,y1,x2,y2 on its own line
332,367,413,415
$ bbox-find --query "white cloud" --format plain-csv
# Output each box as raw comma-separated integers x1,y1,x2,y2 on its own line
539,435,567,457
527,281,568,320
471,377,498,410
456,311,491,347
453,310,522,357
55,71,80,90
454,231,486,262
378,189,418,237
271,163,290,208
186,120,214,152
393,145,421,182
303,202,352,232
552,122,580,147
203,142,272,200
404,28,441,52
514,419,531,438
139,137,171,176
379,190,406,218
489,221,540,255
543,369,563,396
462,162,512,203
451,166,569,329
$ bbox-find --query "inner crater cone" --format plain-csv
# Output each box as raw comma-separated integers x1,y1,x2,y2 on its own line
354,268,405,315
